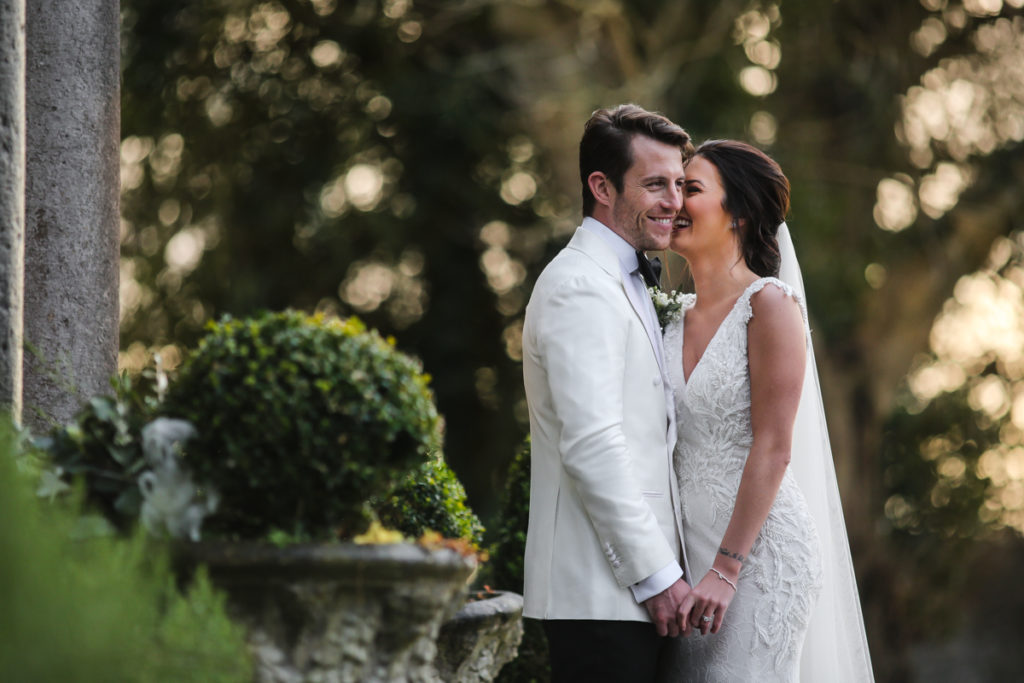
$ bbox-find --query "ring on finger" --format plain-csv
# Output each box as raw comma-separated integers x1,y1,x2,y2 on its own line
701,615,712,623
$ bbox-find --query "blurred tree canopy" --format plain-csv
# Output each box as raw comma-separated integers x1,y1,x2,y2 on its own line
119,1,1024,677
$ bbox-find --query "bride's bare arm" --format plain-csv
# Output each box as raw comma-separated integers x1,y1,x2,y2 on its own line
679,285,806,635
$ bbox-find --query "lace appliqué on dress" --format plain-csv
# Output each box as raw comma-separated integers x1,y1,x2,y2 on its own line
660,278,824,683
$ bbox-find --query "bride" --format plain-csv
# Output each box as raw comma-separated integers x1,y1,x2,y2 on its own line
658,140,873,681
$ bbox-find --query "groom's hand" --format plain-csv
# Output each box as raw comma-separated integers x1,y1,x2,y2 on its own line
643,578,691,637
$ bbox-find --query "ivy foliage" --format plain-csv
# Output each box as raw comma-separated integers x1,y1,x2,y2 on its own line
39,373,162,530
375,450,484,547
161,310,441,539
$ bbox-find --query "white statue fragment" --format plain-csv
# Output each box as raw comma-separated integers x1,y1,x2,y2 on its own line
138,418,219,541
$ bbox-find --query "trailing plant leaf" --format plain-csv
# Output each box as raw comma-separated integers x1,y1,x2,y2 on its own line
375,451,484,547
44,372,161,530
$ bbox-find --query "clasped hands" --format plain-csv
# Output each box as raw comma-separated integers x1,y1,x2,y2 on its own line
643,569,737,638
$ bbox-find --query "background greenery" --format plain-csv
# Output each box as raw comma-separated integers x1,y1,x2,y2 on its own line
116,1,1024,679
0,423,252,682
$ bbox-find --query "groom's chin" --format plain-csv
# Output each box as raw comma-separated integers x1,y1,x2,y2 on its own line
644,235,672,252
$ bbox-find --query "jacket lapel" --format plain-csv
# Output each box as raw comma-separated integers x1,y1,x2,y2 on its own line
566,228,667,373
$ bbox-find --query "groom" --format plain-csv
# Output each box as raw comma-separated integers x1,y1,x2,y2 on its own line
521,104,694,681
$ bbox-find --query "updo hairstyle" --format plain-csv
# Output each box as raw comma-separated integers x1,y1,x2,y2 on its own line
691,140,790,278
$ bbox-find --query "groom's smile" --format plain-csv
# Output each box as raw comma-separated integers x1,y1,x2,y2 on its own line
672,216,692,231
644,215,676,238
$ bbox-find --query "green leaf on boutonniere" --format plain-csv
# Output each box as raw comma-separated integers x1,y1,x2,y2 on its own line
648,286,686,329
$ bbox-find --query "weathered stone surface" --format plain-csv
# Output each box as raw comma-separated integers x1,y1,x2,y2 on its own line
176,542,477,683
436,591,524,682
23,0,120,428
0,0,24,420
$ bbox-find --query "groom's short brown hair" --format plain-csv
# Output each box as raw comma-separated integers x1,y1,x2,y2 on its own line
579,104,693,217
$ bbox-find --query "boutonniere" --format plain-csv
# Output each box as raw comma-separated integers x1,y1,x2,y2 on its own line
648,286,686,329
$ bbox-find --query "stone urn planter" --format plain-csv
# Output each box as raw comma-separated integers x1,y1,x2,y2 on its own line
175,541,476,683
435,590,524,682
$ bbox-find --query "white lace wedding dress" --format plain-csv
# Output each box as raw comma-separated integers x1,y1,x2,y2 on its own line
660,277,823,682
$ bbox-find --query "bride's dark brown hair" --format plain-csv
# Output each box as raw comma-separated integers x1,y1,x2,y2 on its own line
689,140,790,278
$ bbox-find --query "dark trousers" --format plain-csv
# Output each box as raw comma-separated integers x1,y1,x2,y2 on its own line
542,618,665,683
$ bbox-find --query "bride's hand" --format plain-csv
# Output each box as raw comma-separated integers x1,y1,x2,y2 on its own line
685,568,737,636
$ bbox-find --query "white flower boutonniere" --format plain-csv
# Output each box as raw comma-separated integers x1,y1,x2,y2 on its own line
648,286,686,329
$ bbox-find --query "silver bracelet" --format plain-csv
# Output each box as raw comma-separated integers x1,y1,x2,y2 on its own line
710,567,738,592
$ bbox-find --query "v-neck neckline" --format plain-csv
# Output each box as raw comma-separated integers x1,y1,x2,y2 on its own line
680,280,759,385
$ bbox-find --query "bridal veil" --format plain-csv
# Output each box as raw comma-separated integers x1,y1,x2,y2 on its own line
777,223,875,682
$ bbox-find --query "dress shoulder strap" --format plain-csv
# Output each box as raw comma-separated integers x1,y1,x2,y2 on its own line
737,277,810,331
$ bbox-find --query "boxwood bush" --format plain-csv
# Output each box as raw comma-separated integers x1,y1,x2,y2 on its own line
375,451,484,547
161,311,441,540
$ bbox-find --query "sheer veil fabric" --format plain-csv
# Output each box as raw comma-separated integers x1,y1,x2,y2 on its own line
777,223,875,681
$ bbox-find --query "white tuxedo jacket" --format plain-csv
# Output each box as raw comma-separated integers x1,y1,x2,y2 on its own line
522,225,689,622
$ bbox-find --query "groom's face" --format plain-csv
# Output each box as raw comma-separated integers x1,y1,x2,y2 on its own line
610,135,685,252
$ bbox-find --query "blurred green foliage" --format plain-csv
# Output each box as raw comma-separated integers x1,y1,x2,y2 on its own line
376,450,485,547
161,310,441,539
486,435,530,595
880,388,1002,639
484,435,550,683
0,422,252,682
883,389,996,544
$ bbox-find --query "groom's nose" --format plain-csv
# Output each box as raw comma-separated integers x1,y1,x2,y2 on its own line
663,185,683,212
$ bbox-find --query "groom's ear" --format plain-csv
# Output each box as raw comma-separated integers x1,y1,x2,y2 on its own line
588,171,615,208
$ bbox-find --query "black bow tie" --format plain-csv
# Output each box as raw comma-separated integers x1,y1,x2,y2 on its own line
636,251,662,288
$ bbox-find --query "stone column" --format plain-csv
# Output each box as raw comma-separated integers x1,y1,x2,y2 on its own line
0,0,25,422
23,0,120,429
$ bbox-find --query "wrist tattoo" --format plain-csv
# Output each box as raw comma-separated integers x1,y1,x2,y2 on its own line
718,546,745,564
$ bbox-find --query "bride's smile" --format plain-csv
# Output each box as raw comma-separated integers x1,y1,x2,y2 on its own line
669,155,737,261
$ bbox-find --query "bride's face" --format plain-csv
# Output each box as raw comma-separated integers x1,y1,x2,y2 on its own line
669,155,736,259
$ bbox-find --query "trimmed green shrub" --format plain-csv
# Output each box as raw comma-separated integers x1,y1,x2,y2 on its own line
0,422,252,682
161,311,441,540
375,451,485,547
